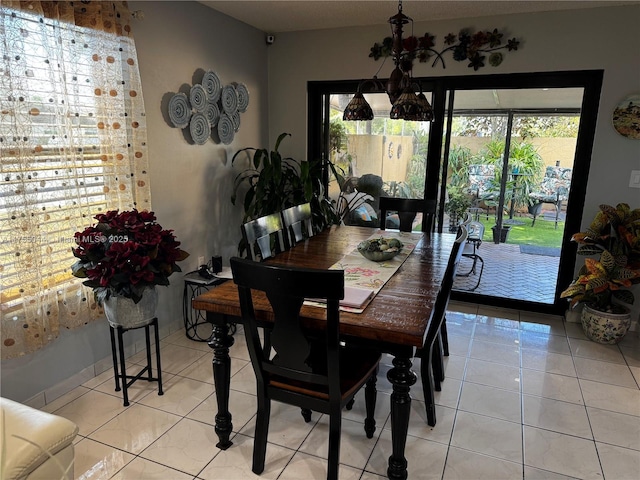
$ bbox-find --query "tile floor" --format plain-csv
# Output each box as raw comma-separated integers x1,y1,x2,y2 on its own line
453,242,560,304
42,301,640,479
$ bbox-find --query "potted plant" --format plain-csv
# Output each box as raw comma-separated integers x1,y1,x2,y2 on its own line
231,132,339,254
71,209,189,327
560,203,640,343
445,186,472,232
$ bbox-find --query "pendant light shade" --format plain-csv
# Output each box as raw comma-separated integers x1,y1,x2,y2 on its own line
342,1,434,123
416,92,434,121
342,91,374,121
390,86,422,121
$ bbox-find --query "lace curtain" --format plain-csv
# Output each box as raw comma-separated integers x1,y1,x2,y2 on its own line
0,1,151,358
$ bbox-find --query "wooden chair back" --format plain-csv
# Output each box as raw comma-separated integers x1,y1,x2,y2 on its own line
231,257,344,395
379,197,436,232
419,225,468,426
241,213,286,261
230,256,381,479
281,202,314,248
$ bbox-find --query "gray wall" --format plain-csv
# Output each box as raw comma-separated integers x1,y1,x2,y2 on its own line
2,2,639,403
1,1,268,403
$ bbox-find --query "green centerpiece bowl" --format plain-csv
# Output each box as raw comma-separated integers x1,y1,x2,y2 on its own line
357,238,404,262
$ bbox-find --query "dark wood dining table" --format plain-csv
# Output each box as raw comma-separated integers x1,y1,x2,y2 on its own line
193,225,455,480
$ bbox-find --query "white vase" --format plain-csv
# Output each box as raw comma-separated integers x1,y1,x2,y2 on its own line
581,304,631,344
103,287,158,329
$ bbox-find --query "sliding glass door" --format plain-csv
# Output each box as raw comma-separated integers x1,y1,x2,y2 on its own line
440,88,583,305
308,71,603,314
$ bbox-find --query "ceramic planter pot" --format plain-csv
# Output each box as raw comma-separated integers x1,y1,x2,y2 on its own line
580,304,631,344
103,287,158,329
491,225,511,243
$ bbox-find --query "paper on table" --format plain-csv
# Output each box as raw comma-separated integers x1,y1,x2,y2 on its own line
213,266,233,280
342,286,375,308
308,286,375,309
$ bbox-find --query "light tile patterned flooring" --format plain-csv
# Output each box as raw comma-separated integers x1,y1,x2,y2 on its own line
42,302,640,479
453,242,560,304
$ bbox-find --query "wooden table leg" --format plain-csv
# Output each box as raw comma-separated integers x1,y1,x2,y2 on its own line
208,318,235,450
386,355,417,480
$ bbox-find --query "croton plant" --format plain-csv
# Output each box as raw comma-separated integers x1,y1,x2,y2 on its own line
561,203,640,313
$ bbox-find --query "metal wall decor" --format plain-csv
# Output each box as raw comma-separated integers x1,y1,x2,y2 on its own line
344,0,520,122
167,70,250,145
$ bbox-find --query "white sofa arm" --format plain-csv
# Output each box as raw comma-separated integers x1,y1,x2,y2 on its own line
1,397,79,480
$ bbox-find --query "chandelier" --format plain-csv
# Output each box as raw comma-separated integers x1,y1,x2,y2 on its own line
343,0,433,122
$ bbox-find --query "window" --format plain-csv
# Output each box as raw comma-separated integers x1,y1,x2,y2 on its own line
0,2,150,358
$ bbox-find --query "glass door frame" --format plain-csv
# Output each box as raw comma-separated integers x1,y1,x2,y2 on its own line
308,70,603,314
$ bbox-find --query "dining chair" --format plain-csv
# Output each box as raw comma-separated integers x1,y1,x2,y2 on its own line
456,220,485,291
416,225,467,426
439,213,471,357
230,257,381,480
281,202,314,248
378,196,436,232
241,213,286,261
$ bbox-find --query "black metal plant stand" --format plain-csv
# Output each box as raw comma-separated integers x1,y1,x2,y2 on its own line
109,317,163,407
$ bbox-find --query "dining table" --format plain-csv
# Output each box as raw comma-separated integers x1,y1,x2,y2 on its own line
193,225,455,480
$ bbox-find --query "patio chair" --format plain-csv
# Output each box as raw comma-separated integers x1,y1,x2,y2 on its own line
529,166,572,228
467,164,498,219
455,220,485,291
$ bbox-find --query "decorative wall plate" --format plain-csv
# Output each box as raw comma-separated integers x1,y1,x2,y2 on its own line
189,112,210,145
205,102,220,128
612,93,640,139
217,113,235,145
231,110,241,132
168,69,248,145
190,84,208,112
236,83,250,112
168,92,191,128
202,70,222,104
221,85,238,114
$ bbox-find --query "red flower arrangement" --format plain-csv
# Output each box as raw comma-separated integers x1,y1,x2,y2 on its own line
71,210,189,304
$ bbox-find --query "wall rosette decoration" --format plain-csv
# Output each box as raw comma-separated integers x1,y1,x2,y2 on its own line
167,69,249,145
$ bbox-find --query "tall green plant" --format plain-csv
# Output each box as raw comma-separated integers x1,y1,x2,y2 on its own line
445,185,472,227
232,133,302,220
231,133,337,238
447,144,473,187
509,142,545,203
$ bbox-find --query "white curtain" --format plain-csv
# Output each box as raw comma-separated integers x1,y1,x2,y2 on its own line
0,1,152,358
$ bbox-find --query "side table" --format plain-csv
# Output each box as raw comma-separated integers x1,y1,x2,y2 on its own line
183,272,226,341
